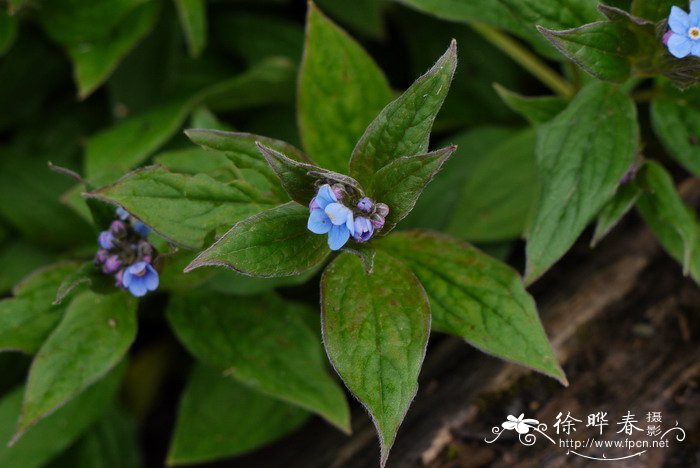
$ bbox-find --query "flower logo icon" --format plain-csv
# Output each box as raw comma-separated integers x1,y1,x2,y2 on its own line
502,414,540,434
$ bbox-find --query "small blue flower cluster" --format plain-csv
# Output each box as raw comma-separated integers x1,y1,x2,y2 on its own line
95,207,159,297
665,1,700,58
307,184,389,250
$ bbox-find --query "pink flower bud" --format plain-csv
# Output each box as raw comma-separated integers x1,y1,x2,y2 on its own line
375,203,389,218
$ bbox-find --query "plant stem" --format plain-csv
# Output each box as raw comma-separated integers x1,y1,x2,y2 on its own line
471,22,575,99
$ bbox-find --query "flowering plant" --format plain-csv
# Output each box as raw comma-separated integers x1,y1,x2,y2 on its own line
1,1,699,467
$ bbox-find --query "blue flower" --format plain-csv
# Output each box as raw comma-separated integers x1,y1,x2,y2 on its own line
666,2,700,58
116,206,130,220
132,221,151,237
122,261,159,297
307,184,355,250
353,217,374,242
98,230,115,249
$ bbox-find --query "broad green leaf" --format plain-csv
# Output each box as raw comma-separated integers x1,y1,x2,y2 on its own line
539,21,634,83
379,230,566,384
591,181,642,247
256,143,363,206
214,13,303,64
298,3,392,172
67,2,159,99
86,166,278,249
402,128,539,243
636,162,699,279
50,405,141,468
651,92,700,177
174,0,207,58
447,130,539,242
316,0,388,38
204,266,321,296
0,364,125,468
395,0,600,59
631,0,676,22
0,264,76,354
0,242,52,295
369,146,455,233
349,40,456,187
167,293,350,432
54,262,114,305
15,292,136,439
0,150,92,247
321,251,430,466
168,364,309,465
525,82,638,284
400,127,516,233
186,202,329,277
0,11,17,55
494,84,567,125
86,58,296,185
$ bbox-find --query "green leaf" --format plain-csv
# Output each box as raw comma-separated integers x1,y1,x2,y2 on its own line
86,59,296,185
0,10,17,55
369,146,455,233
67,2,159,99
0,242,52,295
538,21,635,83
186,202,330,277
167,293,350,432
591,181,642,247
256,143,364,206
0,364,125,468
174,0,207,58
315,0,388,38
525,82,638,284
50,405,142,468
15,292,136,439
86,166,278,249
651,91,700,178
636,161,699,279
0,264,76,354
448,130,540,242
321,251,430,466
396,0,601,59
379,230,566,384
494,84,567,125
298,2,392,172
214,13,303,64
349,40,457,187
54,262,114,305
631,0,676,22
168,364,309,465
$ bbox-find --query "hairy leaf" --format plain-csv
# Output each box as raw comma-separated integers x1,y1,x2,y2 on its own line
15,292,136,438
591,181,642,247
651,92,700,177
349,40,457,187
526,82,638,284
168,364,309,465
369,146,455,233
380,230,566,384
186,202,329,277
167,293,350,432
298,3,393,172
321,251,430,466
86,166,278,249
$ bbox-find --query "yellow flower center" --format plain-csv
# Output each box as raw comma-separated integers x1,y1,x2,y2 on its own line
689,27,700,40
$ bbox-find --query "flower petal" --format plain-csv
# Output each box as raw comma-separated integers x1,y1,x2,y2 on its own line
328,224,350,250
325,203,351,226
315,184,337,209
122,269,133,287
128,280,148,297
502,422,517,430
691,0,700,22
308,209,332,234
668,33,693,58
144,266,159,290
670,6,691,34
691,40,700,57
